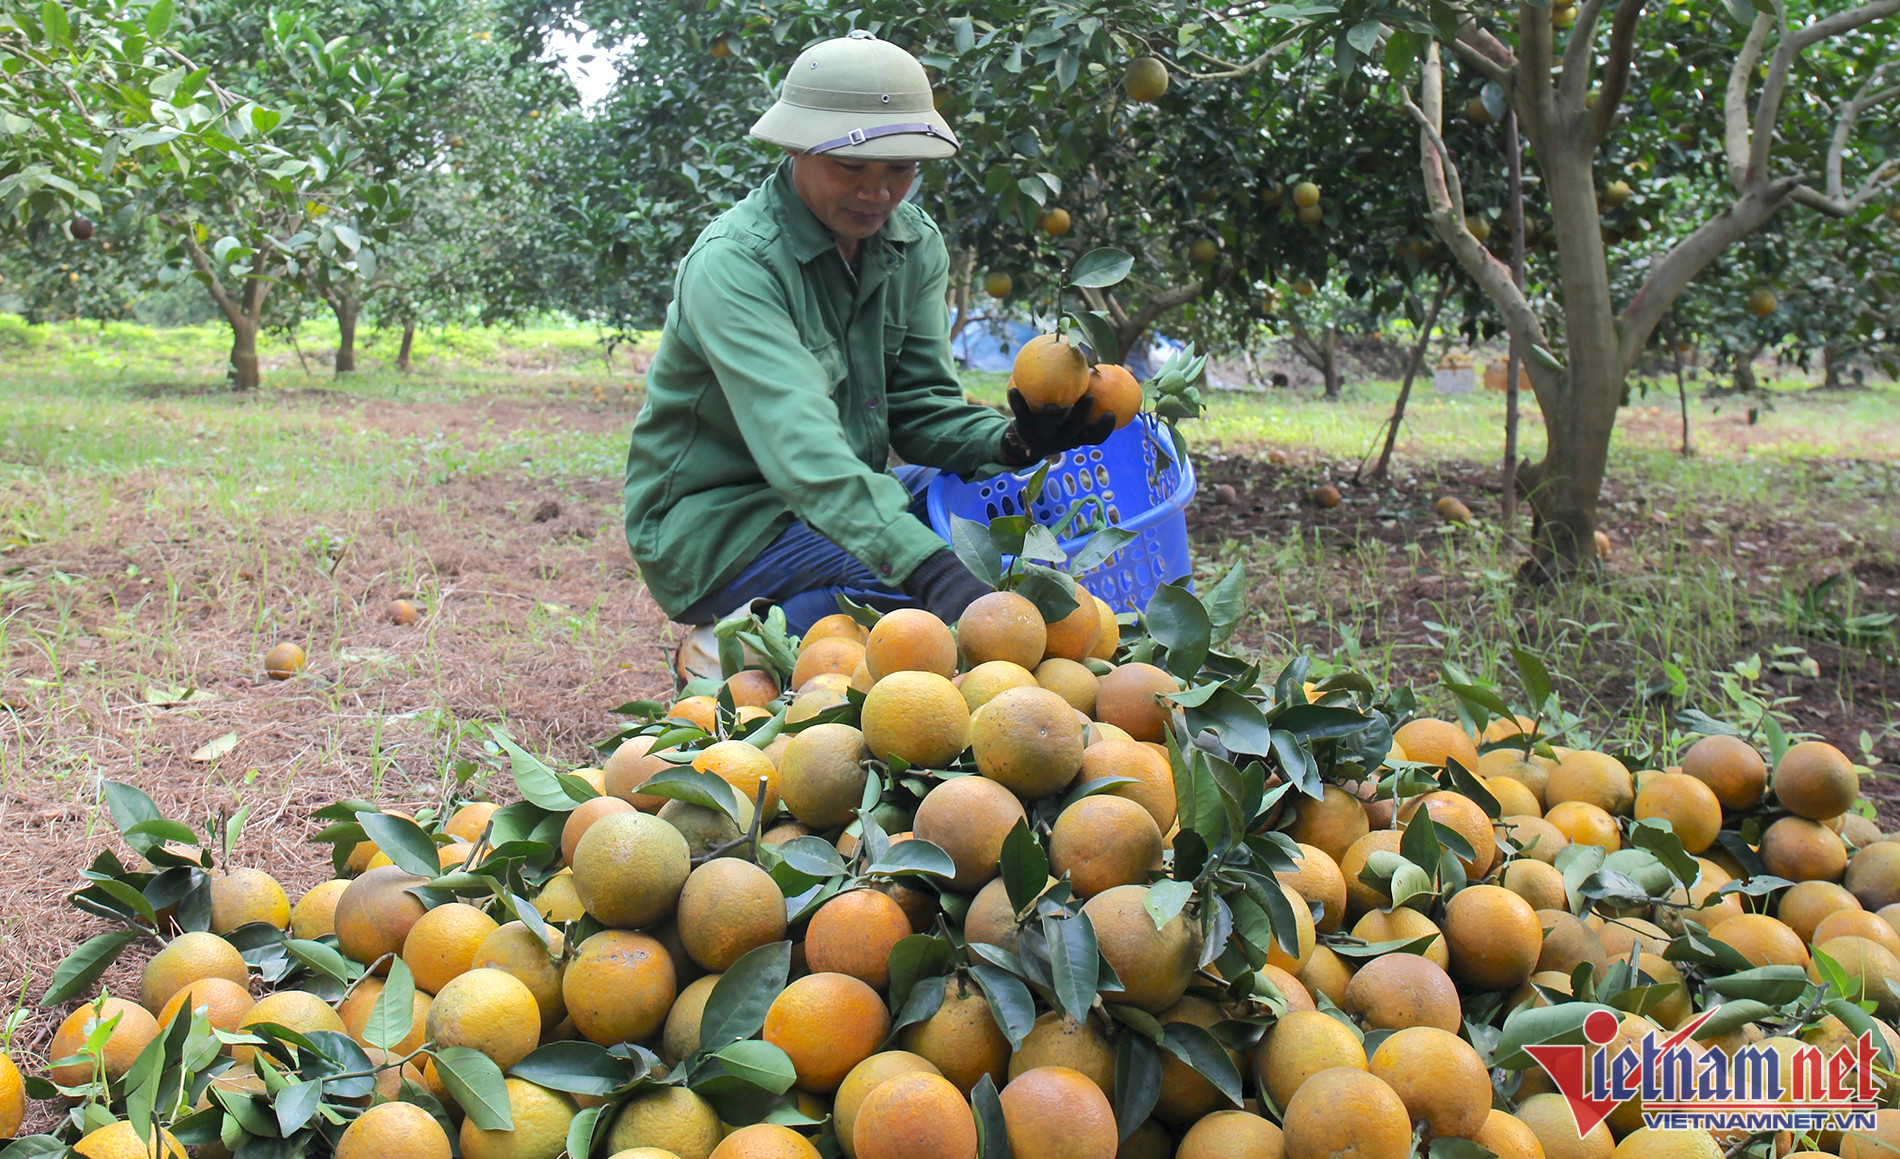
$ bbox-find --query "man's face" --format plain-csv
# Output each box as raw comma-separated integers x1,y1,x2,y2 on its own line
791,153,918,242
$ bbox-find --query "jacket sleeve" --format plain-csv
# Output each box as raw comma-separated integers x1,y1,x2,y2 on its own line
884,235,1014,474
678,240,950,586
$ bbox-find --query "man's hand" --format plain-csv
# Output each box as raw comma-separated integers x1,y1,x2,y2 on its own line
901,549,991,624
1001,389,1116,466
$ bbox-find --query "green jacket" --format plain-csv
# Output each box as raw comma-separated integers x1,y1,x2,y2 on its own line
624,160,1011,617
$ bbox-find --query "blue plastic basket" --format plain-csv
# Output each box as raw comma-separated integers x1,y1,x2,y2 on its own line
925,414,1197,614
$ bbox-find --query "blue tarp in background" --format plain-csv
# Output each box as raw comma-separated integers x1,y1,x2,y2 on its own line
951,315,1183,382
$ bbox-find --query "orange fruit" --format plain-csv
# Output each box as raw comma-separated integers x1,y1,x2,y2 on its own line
1083,884,1200,1012
1285,784,1371,865
1758,816,1848,882
1680,734,1766,811
1778,880,1862,944
401,902,500,995
1545,800,1622,850
998,1066,1117,1159
569,810,692,929
1281,1067,1412,1159
724,669,780,709
1392,719,1480,771
208,867,291,933
561,930,677,1046
862,671,969,768
667,694,720,732
1633,772,1722,853
835,1051,943,1159
958,592,1047,669
232,989,346,1065
1443,883,1542,990
709,1124,821,1159
49,997,159,1087
959,660,1040,713
1177,1111,1284,1159
337,1100,451,1159
1034,657,1099,716
71,1123,187,1159
805,889,911,991
333,866,430,973
1008,1011,1115,1097
604,1085,724,1157
289,878,350,941
1774,741,1859,819
912,775,1027,891
1519,1091,1615,1159
792,636,867,692
1847,843,1900,909
1536,910,1609,979
1042,591,1103,661
1152,996,1241,1124
470,921,565,1032
1342,952,1461,1032
603,735,674,811
425,967,540,1069
1547,750,1636,816
851,1069,976,1159
1473,1111,1545,1159
1050,795,1162,898
337,976,429,1054
1503,814,1570,863
1277,843,1347,933
1709,913,1811,968
1012,334,1091,409
1252,1008,1367,1111
693,739,780,818
1078,739,1176,832
1339,830,1405,919
1369,1026,1491,1137
1397,789,1498,878
141,930,250,1013
1094,663,1180,742
1089,598,1120,660
778,722,872,831
1351,908,1447,968
764,972,891,1093
970,686,1084,798
1500,859,1569,912
155,976,255,1038
676,858,787,972
461,1077,578,1159
1084,365,1142,430
898,983,1010,1095
866,608,957,681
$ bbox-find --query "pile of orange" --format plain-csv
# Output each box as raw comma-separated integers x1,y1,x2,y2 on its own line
18,590,1900,1159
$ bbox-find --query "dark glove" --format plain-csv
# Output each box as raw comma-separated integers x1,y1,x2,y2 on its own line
901,549,992,624
1001,388,1116,467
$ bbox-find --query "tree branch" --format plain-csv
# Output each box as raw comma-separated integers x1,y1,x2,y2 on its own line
180,227,242,328
1119,273,1224,350
1821,65,1900,203
1178,47,1277,82
1589,0,1648,142
1788,0,1900,51
1558,0,1615,101
1724,13,1774,192
1747,12,1800,185
1618,176,1802,371
1517,1,1556,126
1448,24,1516,91
1405,44,1550,364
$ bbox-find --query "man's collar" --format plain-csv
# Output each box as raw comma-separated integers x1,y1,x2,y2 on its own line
771,156,921,264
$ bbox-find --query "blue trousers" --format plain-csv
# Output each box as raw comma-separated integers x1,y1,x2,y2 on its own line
677,466,941,636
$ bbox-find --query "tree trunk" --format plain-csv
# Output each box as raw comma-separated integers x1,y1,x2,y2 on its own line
398,322,416,371
1319,327,1342,399
1732,346,1761,392
332,293,360,375
228,320,260,392
1820,344,1850,389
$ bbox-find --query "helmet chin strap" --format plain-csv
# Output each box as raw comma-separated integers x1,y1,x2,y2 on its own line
804,122,955,156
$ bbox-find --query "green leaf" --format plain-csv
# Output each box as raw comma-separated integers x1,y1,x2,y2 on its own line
638,768,741,824
698,941,792,1052
40,2,69,46
1494,1002,1621,1069
952,516,1005,588
1113,1031,1162,1140
969,963,1037,1050
43,929,142,1005
363,957,416,1051
1160,1021,1243,1107
1431,1139,1499,1159
274,1079,321,1135
1065,310,1120,368
1203,564,1248,648
1144,879,1194,931
1001,821,1050,916
887,935,957,1013
355,811,441,879
1629,820,1700,892
1043,913,1100,1024
509,1041,626,1096
433,1047,513,1130
491,728,595,810
101,781,164,840
865,838,955,880
145,0,174,40
1511,647,1554,710
1704,965,1811,1006
1070,248,1133,289
712,1040,798,1093
972,1073,1011,1159
1145,583,1210,681
565,1106,604,1159
1014,566,1080,625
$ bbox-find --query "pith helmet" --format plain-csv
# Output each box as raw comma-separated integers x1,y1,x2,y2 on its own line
750,30,959,161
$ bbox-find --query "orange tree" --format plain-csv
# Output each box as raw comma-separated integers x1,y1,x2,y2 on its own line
1277,0,1899,576
507,0,1490,360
